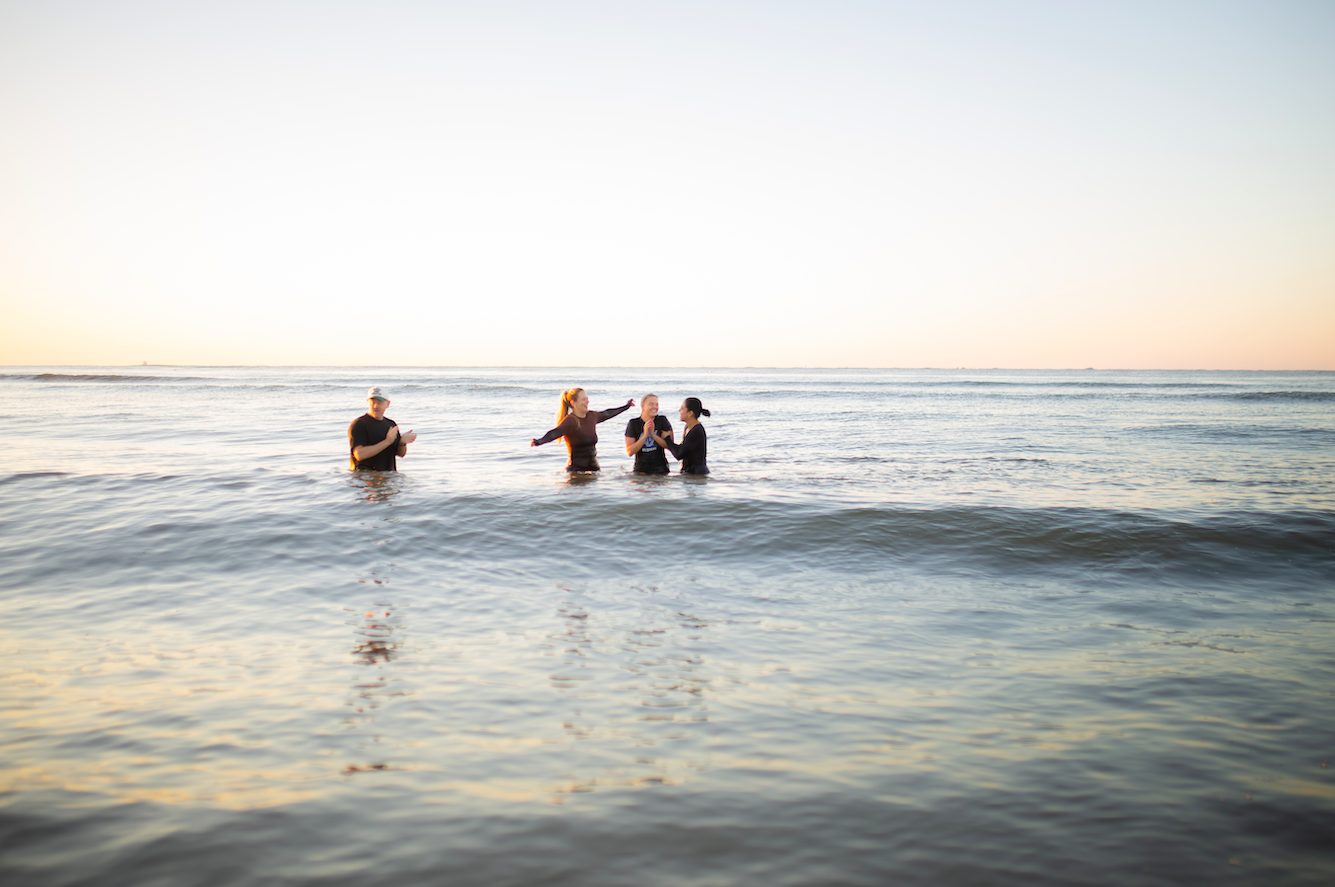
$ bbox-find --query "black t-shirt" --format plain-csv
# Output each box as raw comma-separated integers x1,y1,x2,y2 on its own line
625,415,674,474
348,414,399,471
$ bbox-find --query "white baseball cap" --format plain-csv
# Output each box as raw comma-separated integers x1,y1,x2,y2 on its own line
367,386,389,402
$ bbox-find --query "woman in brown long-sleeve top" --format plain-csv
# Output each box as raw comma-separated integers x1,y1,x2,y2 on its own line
530,388,634,472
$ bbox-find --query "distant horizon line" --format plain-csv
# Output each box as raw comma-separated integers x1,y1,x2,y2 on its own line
4,364,1332,373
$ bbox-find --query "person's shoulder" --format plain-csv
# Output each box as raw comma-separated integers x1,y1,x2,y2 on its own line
625,415,643,430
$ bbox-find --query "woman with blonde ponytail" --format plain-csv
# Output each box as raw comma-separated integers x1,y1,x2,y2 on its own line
530,388,634,472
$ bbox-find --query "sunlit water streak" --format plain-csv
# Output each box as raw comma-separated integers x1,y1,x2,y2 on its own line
1,367,1333,886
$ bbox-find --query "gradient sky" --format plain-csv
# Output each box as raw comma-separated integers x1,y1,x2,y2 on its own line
1,0,1332,368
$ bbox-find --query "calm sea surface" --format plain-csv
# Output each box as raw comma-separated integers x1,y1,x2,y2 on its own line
2,367,1333,886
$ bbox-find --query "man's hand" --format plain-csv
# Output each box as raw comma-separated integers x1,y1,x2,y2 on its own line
385,425,400,443
400,430,417,445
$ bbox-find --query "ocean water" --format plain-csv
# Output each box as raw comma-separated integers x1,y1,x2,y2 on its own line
1,366,1333,886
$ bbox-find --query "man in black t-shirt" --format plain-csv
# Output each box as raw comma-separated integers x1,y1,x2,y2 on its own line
349,386,417,471
625,394,674,475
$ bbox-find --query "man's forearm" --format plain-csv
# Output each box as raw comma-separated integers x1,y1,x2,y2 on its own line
353,437,393,461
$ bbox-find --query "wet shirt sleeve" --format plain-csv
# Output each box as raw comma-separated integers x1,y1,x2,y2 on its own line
594,402,632,424
533,416,578,446
349,418,368,454
665,424,704,463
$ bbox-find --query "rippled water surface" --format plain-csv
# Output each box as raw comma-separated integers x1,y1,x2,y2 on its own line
2,367,1333,886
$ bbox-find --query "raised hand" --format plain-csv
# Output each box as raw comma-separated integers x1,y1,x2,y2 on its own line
400,430,417,445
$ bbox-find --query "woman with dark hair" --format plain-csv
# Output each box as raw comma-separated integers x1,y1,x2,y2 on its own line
530,388,634,472
651,397,710,475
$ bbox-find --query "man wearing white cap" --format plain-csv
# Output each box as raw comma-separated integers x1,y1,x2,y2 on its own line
349,387,417,471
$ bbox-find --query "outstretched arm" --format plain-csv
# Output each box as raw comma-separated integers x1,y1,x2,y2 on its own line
595,400,634,424
651,425,681,460
654,424,702,463
531,417,575,447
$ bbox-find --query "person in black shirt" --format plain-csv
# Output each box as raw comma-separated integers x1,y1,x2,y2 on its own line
624,393,674,475
349,386,417,471
652,396,710,475
530,387,633,472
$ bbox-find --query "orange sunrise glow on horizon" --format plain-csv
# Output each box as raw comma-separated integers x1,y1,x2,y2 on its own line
1,2,1332,370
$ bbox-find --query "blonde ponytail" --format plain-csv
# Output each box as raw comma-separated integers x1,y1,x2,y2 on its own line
556,387,584,425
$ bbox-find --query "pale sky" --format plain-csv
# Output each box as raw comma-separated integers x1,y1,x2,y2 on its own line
1,0,1332,368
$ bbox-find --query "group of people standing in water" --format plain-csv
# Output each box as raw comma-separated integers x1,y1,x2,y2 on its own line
530,389,710,475
348,386,710,475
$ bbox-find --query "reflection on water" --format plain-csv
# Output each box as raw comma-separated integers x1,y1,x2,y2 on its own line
345,471,406,772
352,606,398,666
350,471,406,503
4,369,1334,885
342,603,406,775
2,554,1332,884
542,587,711,800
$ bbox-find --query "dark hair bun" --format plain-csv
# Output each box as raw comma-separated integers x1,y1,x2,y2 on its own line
700,408,711,417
